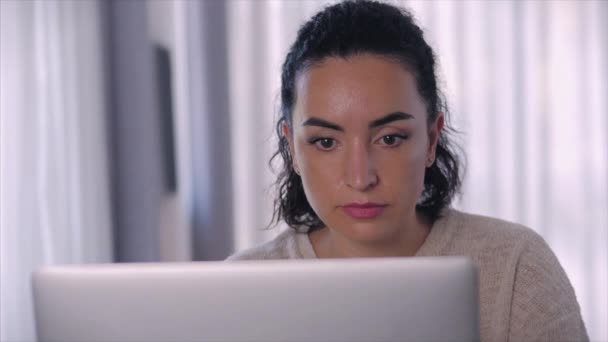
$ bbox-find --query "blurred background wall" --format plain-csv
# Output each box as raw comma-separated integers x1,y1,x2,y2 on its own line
1,0,606,341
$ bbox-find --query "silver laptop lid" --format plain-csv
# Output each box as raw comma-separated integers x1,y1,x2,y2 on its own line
32,257,479,342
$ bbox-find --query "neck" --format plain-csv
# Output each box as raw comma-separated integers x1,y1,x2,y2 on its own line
309,212,432,258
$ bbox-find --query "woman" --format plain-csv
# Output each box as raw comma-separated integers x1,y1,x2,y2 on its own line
228,1,588,341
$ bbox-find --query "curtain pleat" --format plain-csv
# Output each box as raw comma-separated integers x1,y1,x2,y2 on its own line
0,1,113,340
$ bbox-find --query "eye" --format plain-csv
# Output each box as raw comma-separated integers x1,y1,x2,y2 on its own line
311,137,336,151
377,134,407,147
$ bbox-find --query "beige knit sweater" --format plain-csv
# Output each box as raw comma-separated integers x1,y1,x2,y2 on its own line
227,209,589,342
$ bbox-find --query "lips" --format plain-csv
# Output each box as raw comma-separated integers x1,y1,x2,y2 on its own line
342,203,387,219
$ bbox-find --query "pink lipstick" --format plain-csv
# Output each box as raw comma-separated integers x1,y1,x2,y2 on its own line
342,203,386,219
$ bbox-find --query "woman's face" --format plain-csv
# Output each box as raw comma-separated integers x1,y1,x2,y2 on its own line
284,54,443,244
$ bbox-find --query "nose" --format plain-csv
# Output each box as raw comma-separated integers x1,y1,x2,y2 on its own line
344,142,378,191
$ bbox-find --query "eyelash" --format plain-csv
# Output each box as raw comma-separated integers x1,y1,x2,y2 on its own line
308,134,409,151
308,137,337,150
377,134,408,147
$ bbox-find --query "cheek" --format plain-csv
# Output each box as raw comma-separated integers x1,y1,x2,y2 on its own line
294,147,341,208
377,144,428,197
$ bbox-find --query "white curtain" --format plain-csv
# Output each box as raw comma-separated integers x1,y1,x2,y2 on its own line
225,1,607,341
0,1,112,341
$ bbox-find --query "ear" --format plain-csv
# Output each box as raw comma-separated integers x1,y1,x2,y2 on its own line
427,113,444,167
282,121,300,174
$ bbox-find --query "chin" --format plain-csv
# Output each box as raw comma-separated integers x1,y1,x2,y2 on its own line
337,220,400,244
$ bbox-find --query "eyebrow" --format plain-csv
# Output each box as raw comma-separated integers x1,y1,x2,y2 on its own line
301,111,414,131
369,112,414,128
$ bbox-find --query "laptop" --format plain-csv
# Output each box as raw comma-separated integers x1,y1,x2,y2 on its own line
32,257,479,342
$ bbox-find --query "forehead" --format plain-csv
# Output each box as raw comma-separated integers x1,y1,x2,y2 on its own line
294,54,427,124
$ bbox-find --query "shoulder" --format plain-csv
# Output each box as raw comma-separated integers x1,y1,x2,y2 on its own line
225,228,307,261
443,210,587,340
429,209,544,256
451,209,539,243
507,226,588,340
444,209,576,294
447,210,575,283
450,209,573,294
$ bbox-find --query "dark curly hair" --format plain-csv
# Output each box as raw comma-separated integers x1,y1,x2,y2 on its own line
270,0,463,232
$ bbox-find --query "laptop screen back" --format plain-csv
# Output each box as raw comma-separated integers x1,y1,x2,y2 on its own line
32,257,479,342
